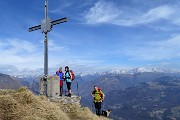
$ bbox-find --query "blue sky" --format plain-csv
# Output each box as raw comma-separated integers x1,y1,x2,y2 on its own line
0,0,180,75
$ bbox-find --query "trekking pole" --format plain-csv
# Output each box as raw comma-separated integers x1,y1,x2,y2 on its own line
62,83,63,96
102,100,104,107
101,101,104,111
65,88,66,96
101,100,105,115
91,104,94,112
91,103,95,118
76,79,79,96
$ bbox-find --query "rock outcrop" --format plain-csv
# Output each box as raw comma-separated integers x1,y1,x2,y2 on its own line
50,95,81,105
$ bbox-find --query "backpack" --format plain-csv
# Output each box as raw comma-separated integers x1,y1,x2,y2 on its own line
92,88,103,98
98,88,103,98
70,70,75,81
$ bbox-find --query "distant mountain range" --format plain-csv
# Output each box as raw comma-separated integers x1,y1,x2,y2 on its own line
74,69,180,120
0,73,39,94
1,67,180,120
6,67,180,78
0,73,21,89
78,67,180,76
105,77,180,120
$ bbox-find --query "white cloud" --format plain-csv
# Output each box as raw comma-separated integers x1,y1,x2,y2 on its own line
49,59,113,75
48,39,68,52
115,5,175,26
124,35,180,60
0,64,19,74
136,6,175,24
84,1,178,26
0,38,108,75
49,1,72,14
0,38,43,69
84,1,119,24
0,39,37,54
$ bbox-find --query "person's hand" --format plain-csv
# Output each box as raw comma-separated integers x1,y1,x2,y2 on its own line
91,94,95,97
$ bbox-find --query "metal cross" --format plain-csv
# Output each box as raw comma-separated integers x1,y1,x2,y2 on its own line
28,0,68,96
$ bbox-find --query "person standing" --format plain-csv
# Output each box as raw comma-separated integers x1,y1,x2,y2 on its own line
64,66,72,97
56,67,64,96
91,85,105,116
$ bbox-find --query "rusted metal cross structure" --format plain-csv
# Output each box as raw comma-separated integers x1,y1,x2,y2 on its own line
28,0,68,96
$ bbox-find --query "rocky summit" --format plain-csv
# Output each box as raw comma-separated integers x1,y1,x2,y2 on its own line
50,95,81,105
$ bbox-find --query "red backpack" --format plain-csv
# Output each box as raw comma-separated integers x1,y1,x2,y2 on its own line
70,70,75,81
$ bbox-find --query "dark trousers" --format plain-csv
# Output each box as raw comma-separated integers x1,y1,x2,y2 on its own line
66,82,71,90
60,86,63,95
94,102,102,116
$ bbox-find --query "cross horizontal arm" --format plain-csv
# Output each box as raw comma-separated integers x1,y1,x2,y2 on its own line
28,17,68,32
28,24,41,32
51,17,68,26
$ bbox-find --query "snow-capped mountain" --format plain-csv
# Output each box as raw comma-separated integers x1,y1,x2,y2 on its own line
78,67,179,76
128,67,164,74
107,69,128,74
10,67,180,79
13,74,41,79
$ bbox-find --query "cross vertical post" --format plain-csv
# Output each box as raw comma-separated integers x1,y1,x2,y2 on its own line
28,0,68,96
43,0,49,97
44,0,48,78
44,32,48,96
44,33,48,77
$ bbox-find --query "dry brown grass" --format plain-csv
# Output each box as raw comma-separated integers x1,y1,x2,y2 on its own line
0,87,109,120
56,103,109,120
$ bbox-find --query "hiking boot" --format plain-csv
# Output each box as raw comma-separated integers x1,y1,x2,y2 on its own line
68,94,71,97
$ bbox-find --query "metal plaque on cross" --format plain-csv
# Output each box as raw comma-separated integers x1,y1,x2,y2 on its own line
41,18,52,33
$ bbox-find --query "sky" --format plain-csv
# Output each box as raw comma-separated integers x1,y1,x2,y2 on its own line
0,0,180,75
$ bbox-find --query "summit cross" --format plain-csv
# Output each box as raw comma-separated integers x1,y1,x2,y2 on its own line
28,0,68,95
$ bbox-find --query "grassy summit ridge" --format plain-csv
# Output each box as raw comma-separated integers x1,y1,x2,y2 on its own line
0,87,108,120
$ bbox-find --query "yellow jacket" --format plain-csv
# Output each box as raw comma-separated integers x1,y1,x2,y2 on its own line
92,90,104,103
